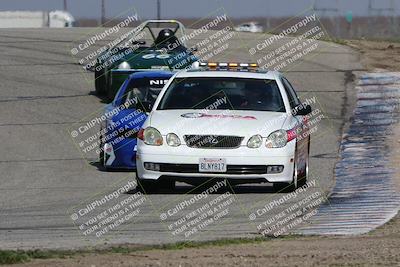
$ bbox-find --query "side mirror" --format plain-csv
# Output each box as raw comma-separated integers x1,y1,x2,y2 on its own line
293,104,312,116
190,46,198,52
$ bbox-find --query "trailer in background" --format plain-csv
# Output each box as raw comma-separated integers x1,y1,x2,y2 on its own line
0,10,75,28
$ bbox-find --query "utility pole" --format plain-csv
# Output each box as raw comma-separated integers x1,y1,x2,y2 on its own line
157,0,161,20
101,0,106,25
265,0,270,32
312,0,340,37
368,0,395,37
63,0,67,11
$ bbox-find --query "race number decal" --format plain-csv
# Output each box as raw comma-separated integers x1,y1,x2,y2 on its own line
142,54,170,59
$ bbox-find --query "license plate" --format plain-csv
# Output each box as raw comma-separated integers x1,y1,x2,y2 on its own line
199,158,227,173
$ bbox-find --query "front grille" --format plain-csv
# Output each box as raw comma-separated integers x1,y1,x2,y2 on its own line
184,135,243,148
158,163,268,174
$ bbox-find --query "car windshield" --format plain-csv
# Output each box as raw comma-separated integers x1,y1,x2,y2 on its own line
157,77,286,112
120,78,167,109
114,21,184,50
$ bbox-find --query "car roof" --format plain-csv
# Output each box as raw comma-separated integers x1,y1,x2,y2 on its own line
175,70,280,80
128,70,174,80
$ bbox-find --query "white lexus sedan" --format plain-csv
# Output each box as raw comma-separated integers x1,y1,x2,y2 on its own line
136,63,311,192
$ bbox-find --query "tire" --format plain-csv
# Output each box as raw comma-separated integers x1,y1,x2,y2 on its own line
298,145,309,187
273,160,298,193
99,134,105,167
99,149,105,167
95,68,106,95
106,74,115,103
135,171,175,193
158,180,176,192
298,136,311,187
107,85,115,103
136,178,156,193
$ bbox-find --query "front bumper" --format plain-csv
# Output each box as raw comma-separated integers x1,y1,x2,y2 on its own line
136,141,295,183
104,139,137,169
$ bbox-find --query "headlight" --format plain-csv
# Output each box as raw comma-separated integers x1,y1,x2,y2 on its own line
247,134,262,148
266,129,288,148
117,61,131,69
140,127,163,146
166,133,181,147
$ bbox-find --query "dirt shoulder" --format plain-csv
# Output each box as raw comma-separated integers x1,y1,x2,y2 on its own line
346,39,400,72
5,40,400,267
7,216,400,267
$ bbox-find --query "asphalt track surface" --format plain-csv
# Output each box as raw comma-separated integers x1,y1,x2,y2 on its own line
0,28,363,249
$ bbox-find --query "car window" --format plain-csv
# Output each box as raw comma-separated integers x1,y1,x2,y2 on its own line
121,86,162,109
282,77,300,109
157,77,286,112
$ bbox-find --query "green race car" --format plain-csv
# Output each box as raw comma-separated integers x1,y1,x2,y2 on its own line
94,20,199,101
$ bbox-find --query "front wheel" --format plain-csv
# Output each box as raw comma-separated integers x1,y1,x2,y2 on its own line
99,134,105,168
298,150,309,187
136,178,156,193
298,136,310,187
95,68,106,95
158,180,176,192
273,161,298,193
135,171,175,193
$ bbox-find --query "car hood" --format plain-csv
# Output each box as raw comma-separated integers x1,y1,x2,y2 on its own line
148,109,288,138
104,105,147,131
120,48,197,69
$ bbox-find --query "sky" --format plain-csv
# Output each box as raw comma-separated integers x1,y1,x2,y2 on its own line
0,0,398,20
